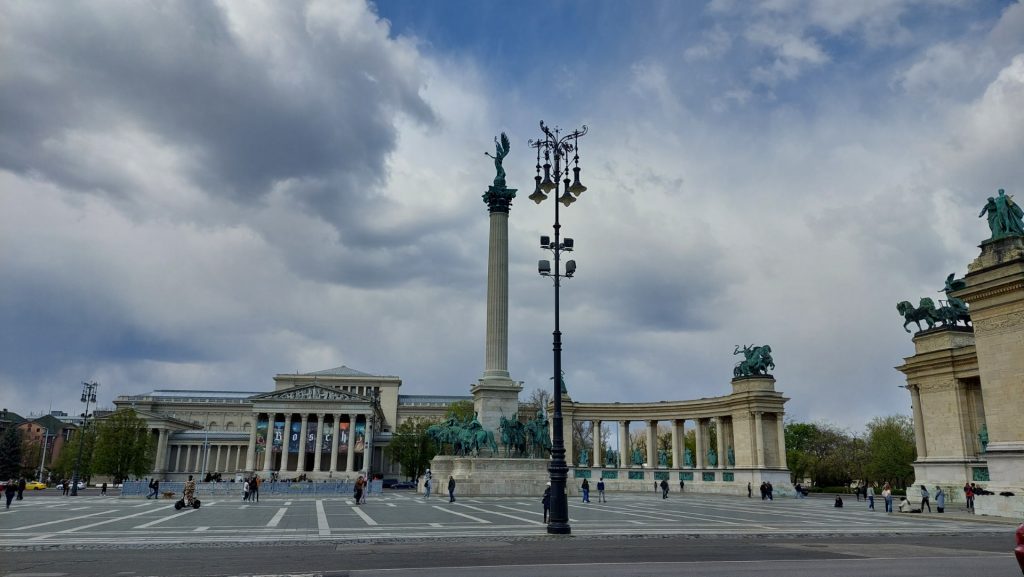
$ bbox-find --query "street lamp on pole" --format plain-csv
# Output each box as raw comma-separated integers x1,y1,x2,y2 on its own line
529,120,588,535
70,381,98,496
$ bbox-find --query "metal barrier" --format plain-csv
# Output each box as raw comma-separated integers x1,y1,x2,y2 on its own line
121,480,379,497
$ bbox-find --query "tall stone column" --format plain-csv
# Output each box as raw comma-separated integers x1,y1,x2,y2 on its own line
329,414,340,473
282,414,293,473
298,414,309,473
592,420,602,469
716,418,726,469
754,412,765,468
155,429,169,474
646,421,657,468
262,413,275,474
313,413,325,473
695,420,705,469
472,176,522,441
775,414,787,469
245,418,258,471
345,414,356,472
670,420,682,469
618,421,629,468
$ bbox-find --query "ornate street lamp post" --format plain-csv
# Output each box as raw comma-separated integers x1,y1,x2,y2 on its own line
529,120,588,535
70,381,98,496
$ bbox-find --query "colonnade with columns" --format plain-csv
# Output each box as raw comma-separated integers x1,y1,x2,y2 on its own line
574,412,787,470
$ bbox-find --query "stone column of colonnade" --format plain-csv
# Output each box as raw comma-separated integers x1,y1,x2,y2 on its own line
716,417,726,469
281,414,293,472
646,421,657,467
592,420,602,468
313,413,325,472
775,414,787,469
246,422,258,471
618,421,629,468
671,420,683,469
345,413,356,472
754,412,765,468
694,419,705,469
262,412,275,474
329,413,341,472
908,385,928,459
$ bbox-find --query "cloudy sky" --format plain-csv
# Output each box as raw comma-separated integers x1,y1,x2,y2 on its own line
2,0,1022,431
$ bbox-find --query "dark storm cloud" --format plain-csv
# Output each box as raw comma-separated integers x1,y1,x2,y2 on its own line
0,1,433,221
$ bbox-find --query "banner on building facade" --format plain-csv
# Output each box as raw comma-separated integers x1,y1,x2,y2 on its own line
255,417,268,454
338,421,349,454
321,421,333,453
306,421,317,453
289,420,301,453
272,420,284,453
354,421,365,453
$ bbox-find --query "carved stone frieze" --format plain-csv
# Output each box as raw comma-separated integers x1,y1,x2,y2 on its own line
972,311,1024,336
256,385,366,402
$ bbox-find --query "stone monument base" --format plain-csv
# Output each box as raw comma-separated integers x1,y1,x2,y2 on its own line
427,456,550,497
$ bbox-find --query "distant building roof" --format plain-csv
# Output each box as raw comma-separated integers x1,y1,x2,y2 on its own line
398,395,471,406
302,365,394,378
1,410,26,424
27,414,75,432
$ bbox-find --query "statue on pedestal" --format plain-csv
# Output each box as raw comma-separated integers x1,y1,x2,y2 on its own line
707,448,718,468
727,446,735,467
578,448,589,467
684,448,694,468
733,344,775,377
631,447,644,467
979,423,989,453
657,450,668,467
979,189,1024,240
484,133,511,188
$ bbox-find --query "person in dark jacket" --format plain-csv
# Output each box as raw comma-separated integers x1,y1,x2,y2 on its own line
447,476,456,503
5,480,17,509
16,478,26,500
542,483,551,523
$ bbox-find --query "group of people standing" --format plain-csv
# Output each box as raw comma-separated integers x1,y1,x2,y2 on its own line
756,481,774,500
241,475,260,502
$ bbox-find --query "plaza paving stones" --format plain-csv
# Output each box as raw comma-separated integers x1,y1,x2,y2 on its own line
0,492,1010,549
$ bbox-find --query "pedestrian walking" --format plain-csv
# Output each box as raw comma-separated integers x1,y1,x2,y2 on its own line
16,478,25,500
935,486,945,513
147,478,159,499
448,476,456,503
882,483,893,512
243,479,250,501
660,478,669,499
4,480,16,509
919,485,931,512
251,475,259,502
354,475,365,504
963,482,974,512
581,478,590,503
542,482,551,523
100,482,107,496
767,481,774,500
423,469,432,499
867,484,875,510
748,481,752,498
855,484,862,501
360,475,368,504
597,478,606,502
680,479,685,493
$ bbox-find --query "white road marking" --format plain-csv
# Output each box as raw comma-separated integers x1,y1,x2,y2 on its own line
134,509,196,528
267,507,288,527
429,523,442,527
315,500,330,536
193,526,209,532
351,506,378,526
432,505,491,523
68,506,89,511
14,510,113,530
240,504,249,509
284,501,292,505
455,504,544,525
386,503,397,507
59,506,173,533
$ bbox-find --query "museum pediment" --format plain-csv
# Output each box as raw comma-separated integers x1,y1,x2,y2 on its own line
251,384,369,403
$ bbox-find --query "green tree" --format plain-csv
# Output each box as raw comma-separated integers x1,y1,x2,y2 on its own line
445,400,475,422
52,426,97,481
385,417,438,480
865,414,916,489
0,426,23,480
91,409,155,483
785,421,858,487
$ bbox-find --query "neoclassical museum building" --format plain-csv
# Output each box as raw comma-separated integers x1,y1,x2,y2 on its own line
113,366,468,481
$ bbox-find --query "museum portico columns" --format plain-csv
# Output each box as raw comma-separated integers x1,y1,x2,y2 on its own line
329,413,340,472
245,423,257,471
282,414,293,472
313,413,325,472
345,413,356,472
155,429,170,474
298,414,309,472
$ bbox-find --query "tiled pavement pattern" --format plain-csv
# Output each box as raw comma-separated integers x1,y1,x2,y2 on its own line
0,492,1011,548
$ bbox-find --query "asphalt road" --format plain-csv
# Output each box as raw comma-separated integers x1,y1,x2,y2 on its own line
2,490,1019,576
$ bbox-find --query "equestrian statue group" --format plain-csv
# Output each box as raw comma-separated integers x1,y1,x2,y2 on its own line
897,273,972,333
498,411,552,458
427,413,498,457
733,344,775,377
